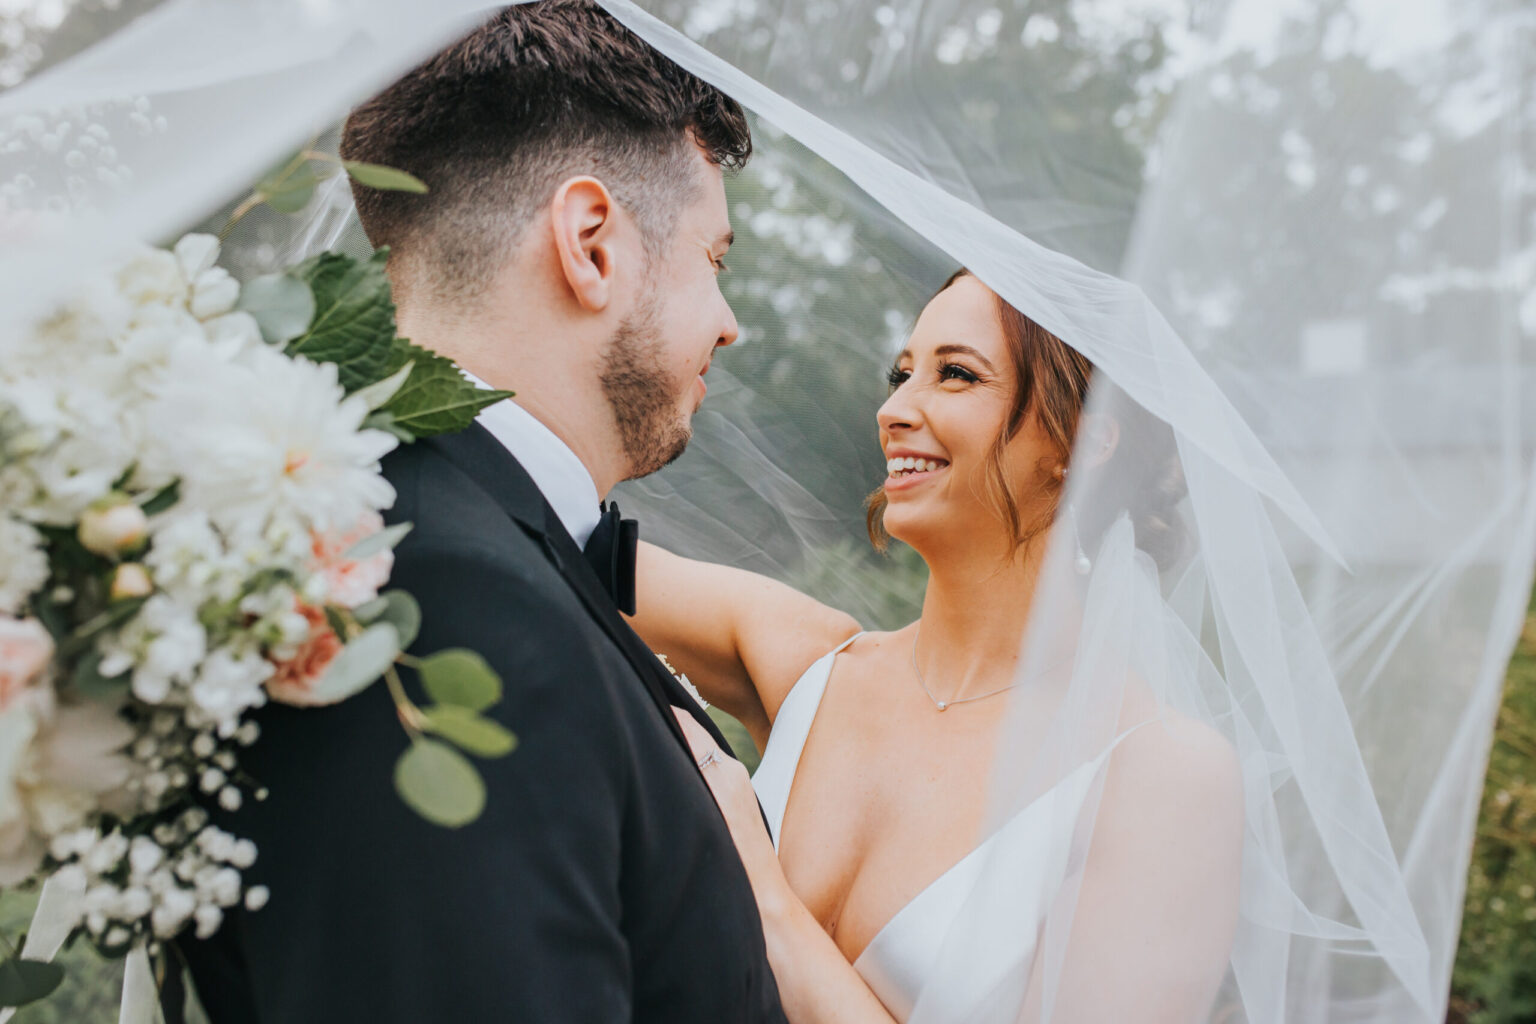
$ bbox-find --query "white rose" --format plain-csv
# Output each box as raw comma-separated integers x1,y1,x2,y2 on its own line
0,519,48,616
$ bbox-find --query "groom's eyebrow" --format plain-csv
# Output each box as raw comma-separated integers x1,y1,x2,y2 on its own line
715,229,735,251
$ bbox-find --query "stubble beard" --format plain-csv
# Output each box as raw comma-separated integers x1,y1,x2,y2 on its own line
599,297,694,481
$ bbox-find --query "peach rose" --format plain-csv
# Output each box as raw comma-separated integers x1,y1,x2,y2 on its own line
265,604,342,707
310,512,394,608
0,617,53,714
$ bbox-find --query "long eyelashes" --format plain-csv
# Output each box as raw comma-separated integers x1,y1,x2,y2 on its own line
886,363,981,391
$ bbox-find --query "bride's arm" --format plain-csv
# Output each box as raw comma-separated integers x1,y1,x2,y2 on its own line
1020,719,1245,1023
630,542,861,744
674,712,900,1024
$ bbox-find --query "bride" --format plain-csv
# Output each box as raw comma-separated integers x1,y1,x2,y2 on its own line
630,269,1244,1023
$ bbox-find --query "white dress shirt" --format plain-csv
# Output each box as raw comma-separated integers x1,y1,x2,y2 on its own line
462,371,602,549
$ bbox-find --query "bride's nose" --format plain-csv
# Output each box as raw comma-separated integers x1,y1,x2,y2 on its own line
877,382,923,435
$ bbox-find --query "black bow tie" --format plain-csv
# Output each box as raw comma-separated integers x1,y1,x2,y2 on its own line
582,501,639,616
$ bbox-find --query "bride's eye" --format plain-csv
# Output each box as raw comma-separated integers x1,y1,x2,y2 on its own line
886,366,911,390
939,363,981,384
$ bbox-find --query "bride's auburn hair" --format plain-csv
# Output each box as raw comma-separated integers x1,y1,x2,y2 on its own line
867,269,1093,554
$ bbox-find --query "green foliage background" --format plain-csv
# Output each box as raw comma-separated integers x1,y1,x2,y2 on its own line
1449,593,1536,1024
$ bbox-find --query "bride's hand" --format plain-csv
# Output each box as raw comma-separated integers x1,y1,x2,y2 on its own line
672,709,792,916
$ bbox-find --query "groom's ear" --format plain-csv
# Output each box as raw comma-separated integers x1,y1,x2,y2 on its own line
550,176,621,313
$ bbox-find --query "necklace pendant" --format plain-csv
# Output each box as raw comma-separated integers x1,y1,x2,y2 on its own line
936,700,949,711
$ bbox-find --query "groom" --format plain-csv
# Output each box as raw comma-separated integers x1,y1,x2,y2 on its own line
179,4,784,1022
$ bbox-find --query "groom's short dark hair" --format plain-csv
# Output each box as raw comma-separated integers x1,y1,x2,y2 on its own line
341,0,751,302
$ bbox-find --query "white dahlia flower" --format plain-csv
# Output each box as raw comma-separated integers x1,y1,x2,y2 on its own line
143,345,396,535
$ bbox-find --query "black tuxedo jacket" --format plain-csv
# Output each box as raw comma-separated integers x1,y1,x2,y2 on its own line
180,424,787,1023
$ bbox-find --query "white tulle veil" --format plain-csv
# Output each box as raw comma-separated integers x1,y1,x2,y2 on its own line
2,1,1531,1021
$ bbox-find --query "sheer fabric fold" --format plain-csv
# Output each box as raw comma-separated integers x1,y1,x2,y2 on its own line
3,1,1530,1020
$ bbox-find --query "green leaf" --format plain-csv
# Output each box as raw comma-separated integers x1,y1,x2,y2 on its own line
307,623,399,704
352,360,415,411
238,273,317,344
70,650,129,702
258,166,321,214
323,605,351,643
394,738,485,828
418,649,501,712
342,161,429,194
138,478,181,517
379,341,512,437
0,958,65,1008
423,705,517,758
343,522,411,562
357,590,421,651
285,250,403,394
58,597,147,661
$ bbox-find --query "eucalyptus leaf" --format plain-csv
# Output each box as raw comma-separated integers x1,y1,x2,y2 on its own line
423,705,517,758
418,649,501,712
366,590,421,651
238,273,316,344
258,166,321,213
343,160,429,193
353,360,415,411
353,596,389,622
308,623,399,705
0,958,65,1008
344,522,412,562
394,738,486,828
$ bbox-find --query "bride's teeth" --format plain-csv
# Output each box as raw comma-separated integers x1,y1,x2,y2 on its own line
904,457,917,471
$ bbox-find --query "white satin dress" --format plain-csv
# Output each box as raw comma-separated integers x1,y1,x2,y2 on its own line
752,634,1126,1023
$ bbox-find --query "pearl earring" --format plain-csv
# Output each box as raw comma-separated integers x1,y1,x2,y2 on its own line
1068,502,1091,575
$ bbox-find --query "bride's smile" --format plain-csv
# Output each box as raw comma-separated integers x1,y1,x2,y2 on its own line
873,273,1075,565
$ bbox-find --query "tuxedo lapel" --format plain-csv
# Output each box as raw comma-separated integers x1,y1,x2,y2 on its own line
420,425,735,760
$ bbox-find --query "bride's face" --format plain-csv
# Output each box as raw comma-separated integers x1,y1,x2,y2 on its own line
877,276,1060,554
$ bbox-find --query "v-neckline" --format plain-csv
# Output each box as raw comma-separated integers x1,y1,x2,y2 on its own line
756,638,1141,967
761,634,1004,964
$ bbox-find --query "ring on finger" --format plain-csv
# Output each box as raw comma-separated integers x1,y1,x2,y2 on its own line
696,748,723,771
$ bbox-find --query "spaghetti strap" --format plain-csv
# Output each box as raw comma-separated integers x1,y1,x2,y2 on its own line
751,631,865,846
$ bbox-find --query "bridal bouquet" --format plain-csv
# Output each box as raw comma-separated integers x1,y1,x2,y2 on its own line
0,230,511,1008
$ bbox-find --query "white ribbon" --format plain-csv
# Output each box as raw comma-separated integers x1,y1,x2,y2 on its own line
119,943,158,1024
0,872,162,1024
0,870,85,1024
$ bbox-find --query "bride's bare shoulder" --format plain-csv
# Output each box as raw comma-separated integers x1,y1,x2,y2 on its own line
1104,697,1244,844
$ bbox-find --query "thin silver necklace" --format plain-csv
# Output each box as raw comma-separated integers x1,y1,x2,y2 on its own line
909,624,1066,712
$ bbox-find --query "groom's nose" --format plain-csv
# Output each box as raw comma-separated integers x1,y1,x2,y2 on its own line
716,303,739,349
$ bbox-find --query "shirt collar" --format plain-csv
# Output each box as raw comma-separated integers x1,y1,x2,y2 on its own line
461,371,603,549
